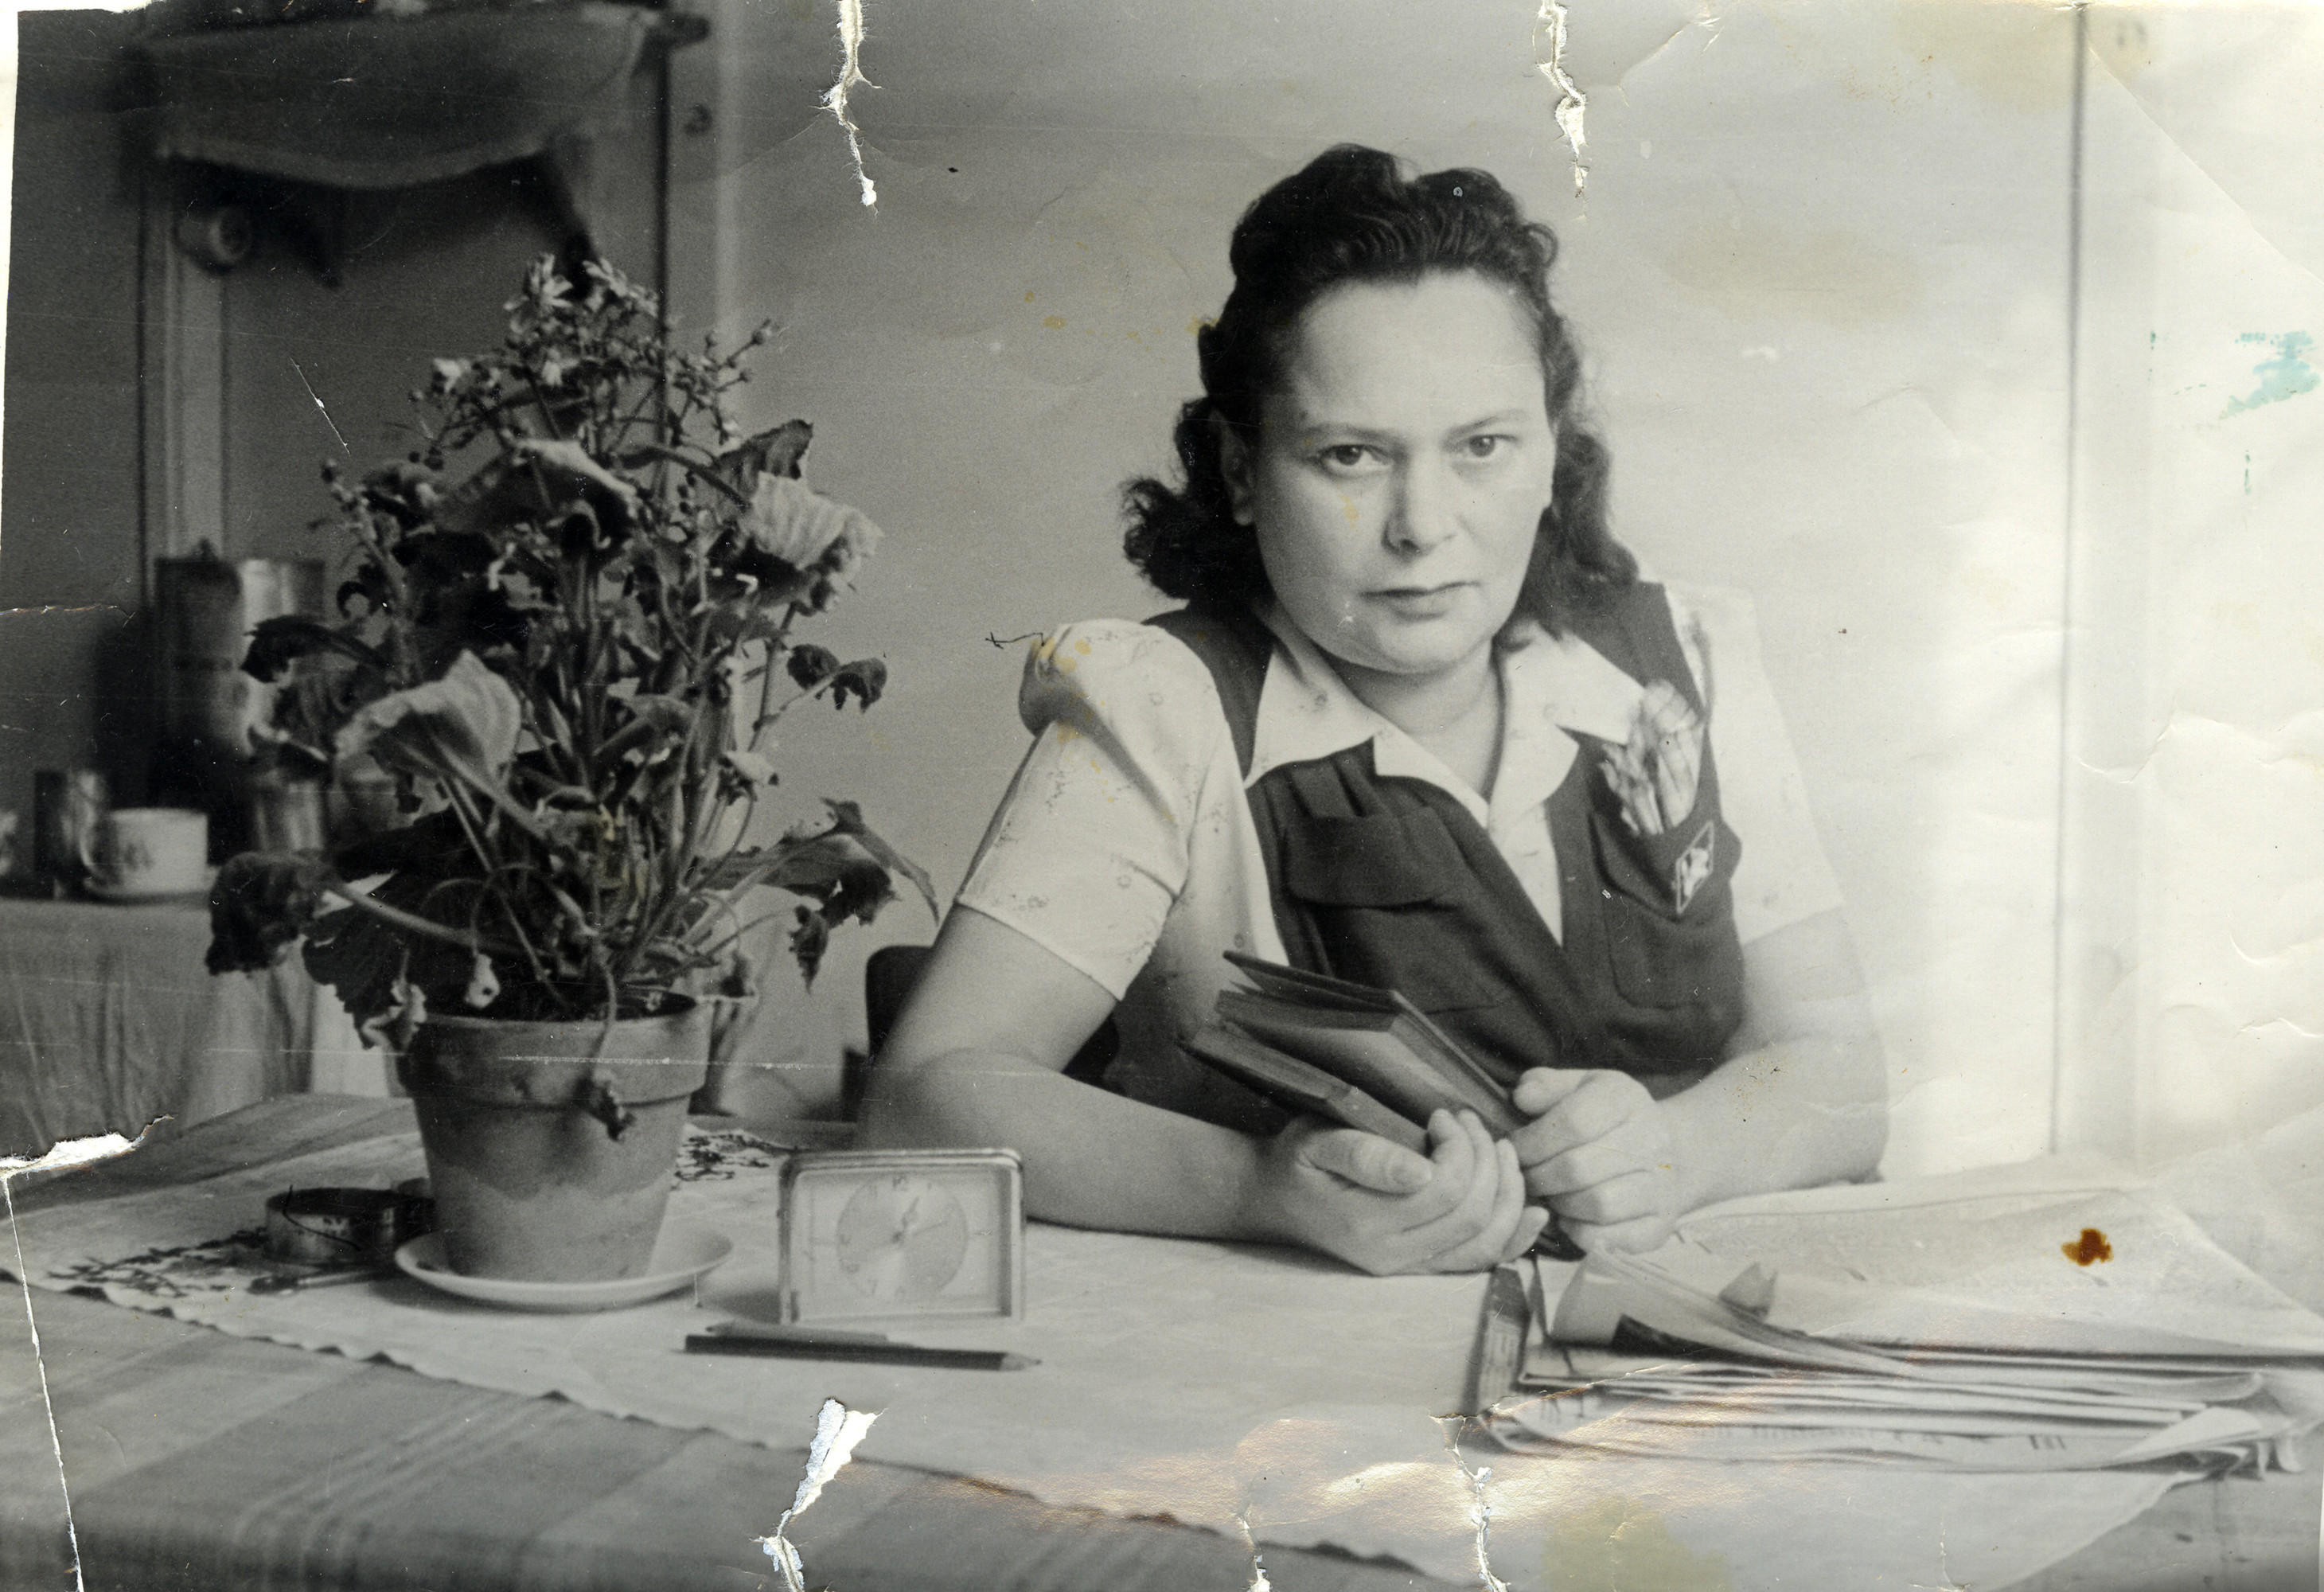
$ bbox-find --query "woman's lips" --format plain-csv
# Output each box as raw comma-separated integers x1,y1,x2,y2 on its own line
1370,581,1472,616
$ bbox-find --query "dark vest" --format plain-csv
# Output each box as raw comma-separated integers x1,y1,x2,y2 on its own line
1151,584,1745,1100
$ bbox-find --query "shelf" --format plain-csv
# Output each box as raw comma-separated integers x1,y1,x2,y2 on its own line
140,2,703,192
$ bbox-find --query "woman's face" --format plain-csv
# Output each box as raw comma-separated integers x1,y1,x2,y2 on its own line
1222,271,1558,693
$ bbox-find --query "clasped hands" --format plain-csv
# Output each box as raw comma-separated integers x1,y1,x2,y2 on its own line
1258,1068,1682,1275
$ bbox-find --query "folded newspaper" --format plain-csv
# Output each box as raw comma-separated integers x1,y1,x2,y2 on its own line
1478,1165,2324,1473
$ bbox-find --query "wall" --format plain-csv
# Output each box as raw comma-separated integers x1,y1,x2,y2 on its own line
0,14,667,832
2065,4,2324,1163
15,3,2306,1161
0,10,150,825
677,0,2082,1157
220,76,668,568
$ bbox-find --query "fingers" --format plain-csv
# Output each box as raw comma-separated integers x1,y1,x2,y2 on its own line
1413,1109,1480,1213
1498,1204,1553,1265
1509,1070,1682,1242
1296,1123,1433,1195
1414,1132,1526,1271
1391,1114,1488,1245
1542,1166,1663,1227
1511,1067,1592,1118
1510,1069,1635,1182
1525,1138,1659,1201
1509,1071,1587,1170
1279,1108,1610,1275
1528,1071,1651,1148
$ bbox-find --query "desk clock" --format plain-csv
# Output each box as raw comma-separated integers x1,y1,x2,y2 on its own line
778,1149,1024,1325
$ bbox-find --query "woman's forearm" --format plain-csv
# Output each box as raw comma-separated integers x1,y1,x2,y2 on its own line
856,909,1285,1242
1659,1028,1887,1212
860,1049,1281,1243
1656,909,1889,1213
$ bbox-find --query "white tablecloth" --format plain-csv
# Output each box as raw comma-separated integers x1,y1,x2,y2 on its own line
8,1120,2185,1590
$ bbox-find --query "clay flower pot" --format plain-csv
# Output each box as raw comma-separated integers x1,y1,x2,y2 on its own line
396,1000,711,1282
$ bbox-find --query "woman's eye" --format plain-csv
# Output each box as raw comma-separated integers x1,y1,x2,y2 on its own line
1462,435,1507,460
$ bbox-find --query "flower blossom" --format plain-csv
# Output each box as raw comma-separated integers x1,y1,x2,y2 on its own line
336,651,521,794
739,476,883,605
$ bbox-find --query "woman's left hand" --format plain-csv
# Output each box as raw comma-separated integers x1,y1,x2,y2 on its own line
1507,1069,1684,1254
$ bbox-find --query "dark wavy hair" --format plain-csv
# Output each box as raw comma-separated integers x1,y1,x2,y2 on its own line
1122,144,1631,634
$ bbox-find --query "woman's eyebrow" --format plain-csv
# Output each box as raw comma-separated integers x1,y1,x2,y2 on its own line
1448,409,1537,433
1284,409,1540,443
1286,416,1398,443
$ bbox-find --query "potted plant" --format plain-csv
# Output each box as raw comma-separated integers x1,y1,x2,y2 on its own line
206,256,932,1282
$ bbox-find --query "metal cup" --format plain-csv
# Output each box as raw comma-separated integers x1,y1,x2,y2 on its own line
250,776,326,853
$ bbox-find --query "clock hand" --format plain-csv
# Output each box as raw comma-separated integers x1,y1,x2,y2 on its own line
890,1188,926,1247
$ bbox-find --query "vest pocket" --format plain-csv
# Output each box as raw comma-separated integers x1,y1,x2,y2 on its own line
1600,886,1745,1012
1589,807,1747,1013
1589,800,1741,919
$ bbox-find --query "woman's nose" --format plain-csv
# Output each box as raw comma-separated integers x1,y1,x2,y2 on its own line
1382,462,1456,555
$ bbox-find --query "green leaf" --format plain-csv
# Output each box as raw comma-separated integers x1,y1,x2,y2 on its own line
302,869,505,1036
789,906,832,986
337,652,522,789
301,906,408,1036
760,834,892,914
735,476,879,578
828,658,887,713
240,617,386,685
786,644,840,690
711,419,813,498
207,852,333,974
595,694,696,773
328,808,474,880
818,798,939,919
618,443,749,507
336,654,544,841
439,439,641,544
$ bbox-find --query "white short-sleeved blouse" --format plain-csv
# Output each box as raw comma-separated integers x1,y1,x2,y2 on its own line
955,583,1842,1117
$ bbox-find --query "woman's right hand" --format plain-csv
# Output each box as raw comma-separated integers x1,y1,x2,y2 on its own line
1251,1110,1548,1275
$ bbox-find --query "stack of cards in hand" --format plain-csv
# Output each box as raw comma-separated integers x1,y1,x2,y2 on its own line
1482,1180,2324,1473
1180,952,1524,1153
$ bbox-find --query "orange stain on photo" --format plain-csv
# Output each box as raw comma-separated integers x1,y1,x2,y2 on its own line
2061,1227,2112,1266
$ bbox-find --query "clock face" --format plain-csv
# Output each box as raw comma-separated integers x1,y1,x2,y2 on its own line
835,1173,971,1301
781,1150,1024,1324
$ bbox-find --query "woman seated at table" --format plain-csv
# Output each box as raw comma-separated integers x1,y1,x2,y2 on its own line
863,146,1886,1274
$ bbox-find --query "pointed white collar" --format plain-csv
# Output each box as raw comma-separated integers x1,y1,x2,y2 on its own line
1242,606,1651,830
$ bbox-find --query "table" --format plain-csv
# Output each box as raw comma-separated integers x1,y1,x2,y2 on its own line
4,1097,2318,1591
0,896,376,1161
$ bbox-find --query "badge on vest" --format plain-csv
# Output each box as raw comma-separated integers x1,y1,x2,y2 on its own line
1672,817,1718,915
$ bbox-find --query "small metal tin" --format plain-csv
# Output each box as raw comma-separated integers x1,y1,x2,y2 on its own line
263,1186,433,1267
